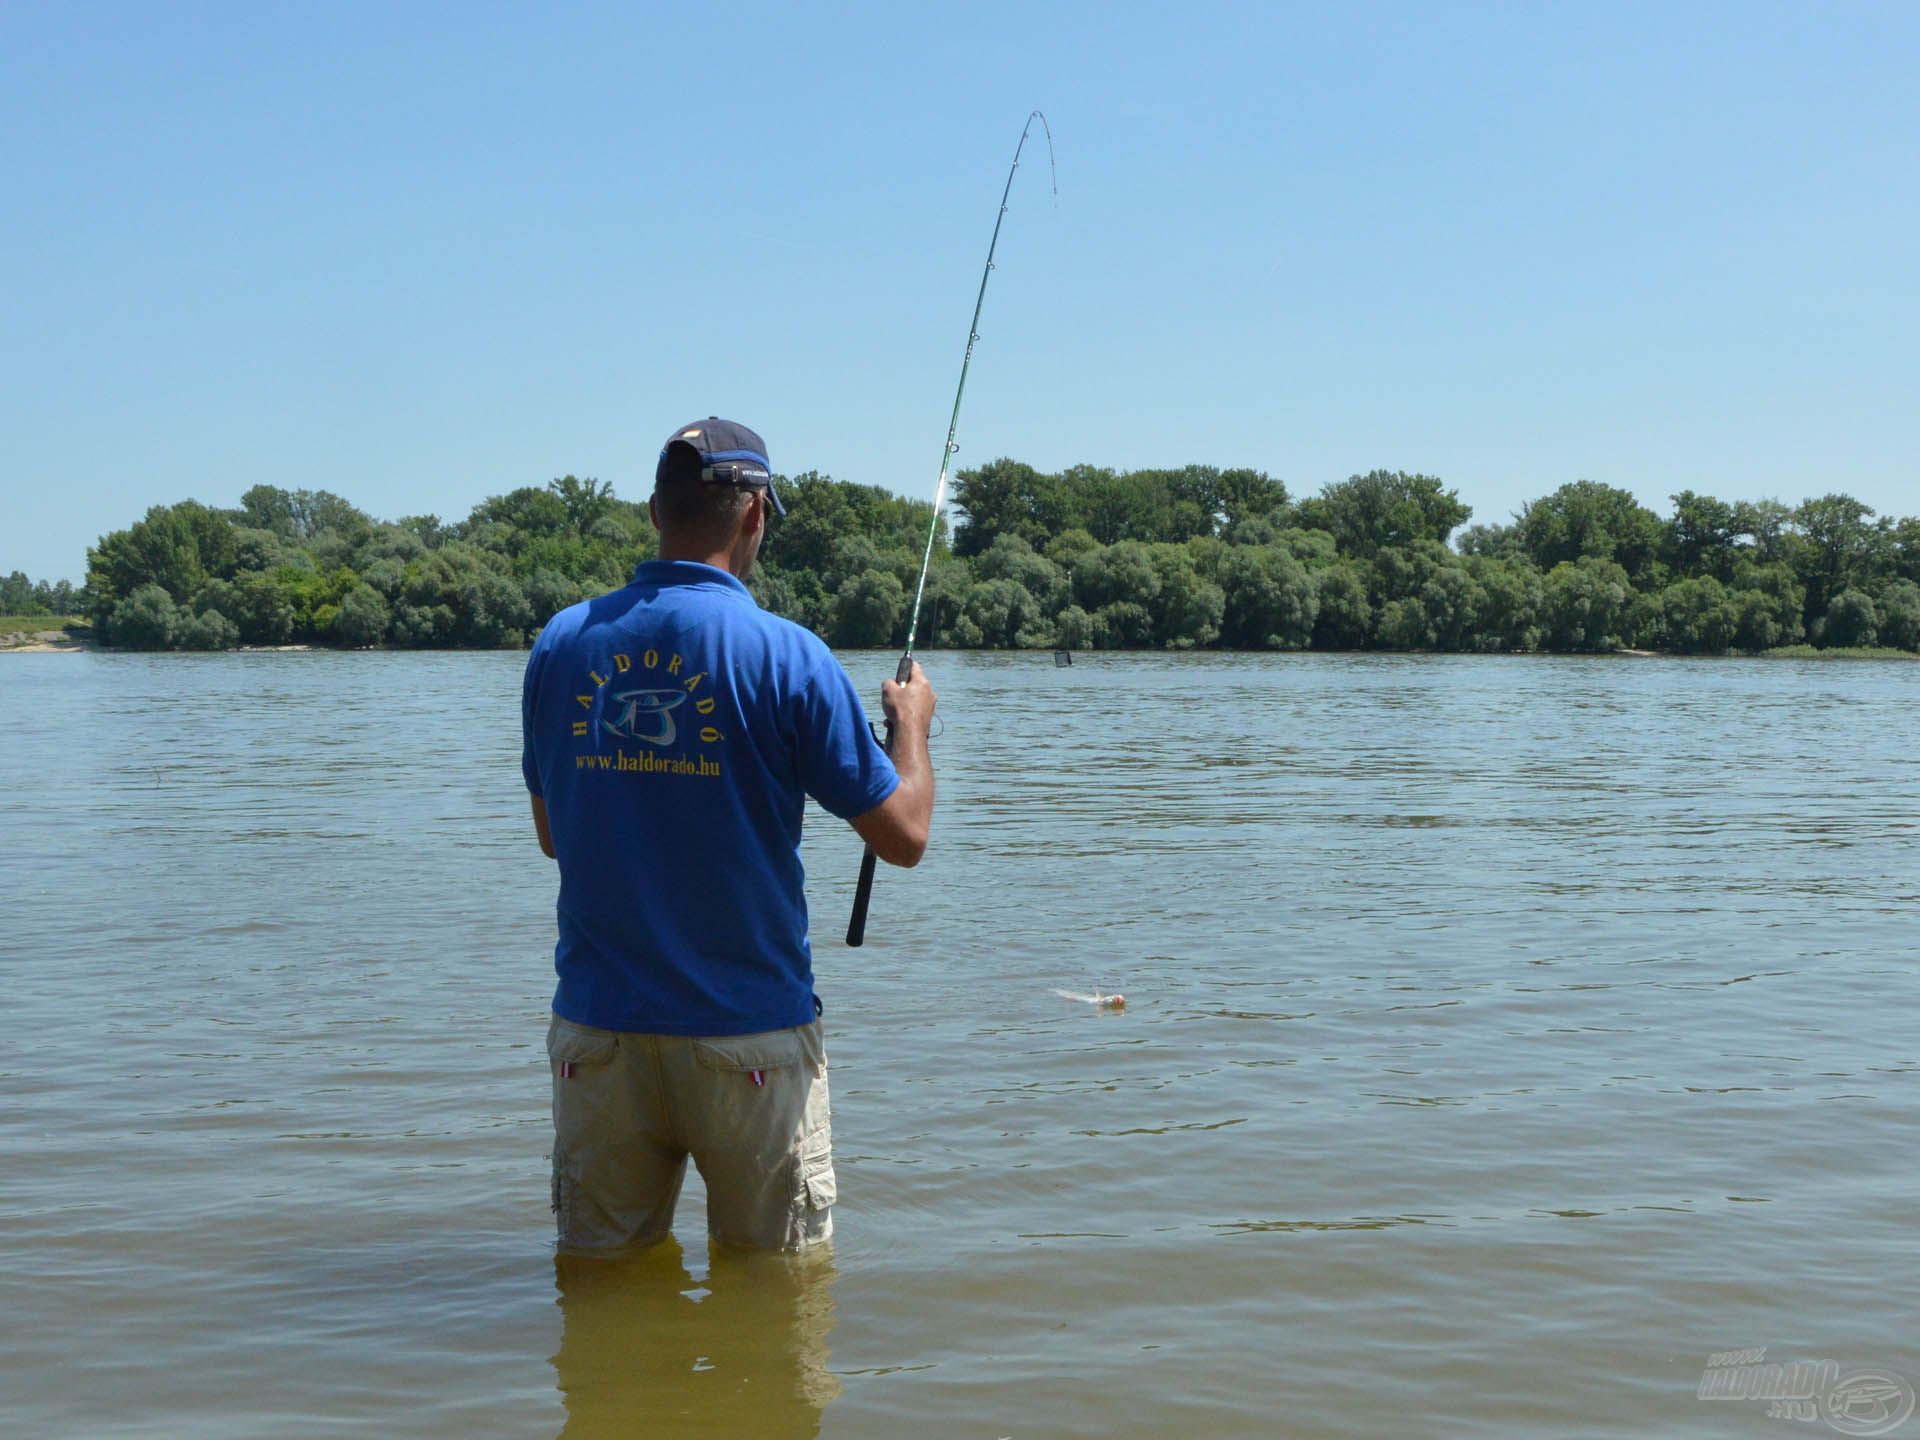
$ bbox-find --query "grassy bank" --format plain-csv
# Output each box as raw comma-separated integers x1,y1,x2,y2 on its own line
0,615,87,635
1758,643,1920,660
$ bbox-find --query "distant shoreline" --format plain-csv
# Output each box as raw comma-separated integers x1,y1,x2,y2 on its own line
7,634,1916,661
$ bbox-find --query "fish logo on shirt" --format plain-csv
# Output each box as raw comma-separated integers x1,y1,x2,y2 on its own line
601,688,686,745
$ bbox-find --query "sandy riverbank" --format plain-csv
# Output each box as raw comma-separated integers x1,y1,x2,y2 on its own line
0,630,88,653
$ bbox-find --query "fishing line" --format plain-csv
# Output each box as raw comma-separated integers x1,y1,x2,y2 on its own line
846,109,1057,948
899,110,1057,658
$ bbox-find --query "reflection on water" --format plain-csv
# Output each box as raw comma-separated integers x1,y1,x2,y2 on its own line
553,1241,839,1440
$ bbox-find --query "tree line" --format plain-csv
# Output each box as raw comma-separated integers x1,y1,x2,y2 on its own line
0,572,83,617
52,463,1920,654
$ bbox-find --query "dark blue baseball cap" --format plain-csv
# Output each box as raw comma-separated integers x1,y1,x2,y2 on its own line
655,416,786,517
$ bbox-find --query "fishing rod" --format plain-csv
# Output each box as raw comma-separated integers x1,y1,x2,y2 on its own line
846,109,1056,948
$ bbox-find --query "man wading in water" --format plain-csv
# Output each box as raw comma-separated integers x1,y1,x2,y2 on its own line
521,417,936,1251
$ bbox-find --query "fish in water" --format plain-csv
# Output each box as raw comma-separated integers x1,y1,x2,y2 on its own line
1053,989,1125,1010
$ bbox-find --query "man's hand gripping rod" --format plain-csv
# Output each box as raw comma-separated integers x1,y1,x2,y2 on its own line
845,651,917,947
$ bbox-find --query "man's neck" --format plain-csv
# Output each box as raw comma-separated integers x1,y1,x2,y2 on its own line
655,541,747,579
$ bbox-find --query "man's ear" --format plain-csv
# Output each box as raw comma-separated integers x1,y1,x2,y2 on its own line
648,495,660,530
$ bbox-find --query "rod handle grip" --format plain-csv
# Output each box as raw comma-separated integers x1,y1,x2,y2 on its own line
846,845,881,947
846,650,913,948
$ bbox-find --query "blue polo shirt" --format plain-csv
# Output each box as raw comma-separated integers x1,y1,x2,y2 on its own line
521,560,899,1035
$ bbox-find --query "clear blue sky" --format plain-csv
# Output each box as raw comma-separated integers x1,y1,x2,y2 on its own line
5,1,1916,583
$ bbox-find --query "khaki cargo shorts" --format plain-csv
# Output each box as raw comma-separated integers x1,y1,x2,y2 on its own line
546,1013,835,1254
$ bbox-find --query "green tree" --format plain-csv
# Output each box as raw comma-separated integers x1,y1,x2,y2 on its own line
391,602,457,647
332,583,390,647
1376,597,1435,650
289,490,373,544
1074,541,1163,613
1054,604,1096,649
228,571,298,645
1296,471,1471,557
974,534,1067,612
525,569,586,625
1541,557,1635,651
1456,522,1525,560
1729,590,1785,651
549,475,616,532
177,607,239,651
1077,466,1160,545
1888,517,1920,585
109,583,182,649
1219,547,1316,648
1151,557,1225,648
761,472,936,583
238,484,299,536
361,556,408,599
395,514,448,548
465,486,571,554
32,579,79,615
1728,561,1804,650
229,527,286,575
1221,510,1287,548
1516,481,1663,582
1418,565,1486,651
1275,527,1339,569
1815,588,1878,648
1732,499,1794,562
1876,581,1920,651
1793,494,1880,626
1042,528,1101,571
1311,561,1373,649
1660,577,1738,654
1465,555,1543,651
454,569,533,647
831,569,906,647
963,576,1047,648
1184,534,1228,586
1092,600,1154,647
1,571,42,614
910,560,972,648
1212,467,1291,531
1663,491,1740,580
86,501,238,619
950,458,1060,557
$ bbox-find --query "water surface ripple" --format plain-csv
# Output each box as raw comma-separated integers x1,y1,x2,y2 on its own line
2,650,1915,1438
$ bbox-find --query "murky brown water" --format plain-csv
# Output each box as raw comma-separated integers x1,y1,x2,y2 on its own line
3,649,1916,1438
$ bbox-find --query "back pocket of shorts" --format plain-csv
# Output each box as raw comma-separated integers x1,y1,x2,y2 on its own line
692,1028,806,1075
547,1016,617,1070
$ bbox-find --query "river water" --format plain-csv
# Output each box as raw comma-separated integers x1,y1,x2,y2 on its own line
2,649,1916,1439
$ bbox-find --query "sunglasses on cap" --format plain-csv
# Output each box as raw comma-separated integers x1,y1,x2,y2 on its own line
698,456,786,517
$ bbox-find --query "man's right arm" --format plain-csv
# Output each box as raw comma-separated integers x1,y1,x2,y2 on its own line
529,792,556,859
849,662,936,868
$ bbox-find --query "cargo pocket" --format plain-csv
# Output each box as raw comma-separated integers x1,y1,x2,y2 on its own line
799,1127,836,1213
546,1017,618,1239
795,1055,834,1221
